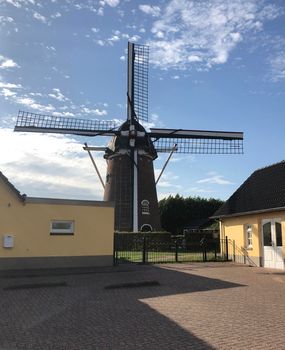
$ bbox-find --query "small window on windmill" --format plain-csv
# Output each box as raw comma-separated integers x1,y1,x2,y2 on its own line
141,200,150,215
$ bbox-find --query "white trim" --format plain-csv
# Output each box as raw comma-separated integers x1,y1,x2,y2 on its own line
262,218,284,269
133,150,138,232
150,128,243,140
141,224,153,232
141,199,150,215
245,224,253,249
50,220,74,234
212,206,285,219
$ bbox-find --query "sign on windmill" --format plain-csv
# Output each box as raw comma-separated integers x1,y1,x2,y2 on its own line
14,42,244,233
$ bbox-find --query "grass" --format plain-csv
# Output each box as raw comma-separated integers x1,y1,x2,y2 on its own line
116,250,224,264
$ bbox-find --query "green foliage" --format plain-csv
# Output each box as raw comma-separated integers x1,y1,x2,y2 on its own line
158,195,224,234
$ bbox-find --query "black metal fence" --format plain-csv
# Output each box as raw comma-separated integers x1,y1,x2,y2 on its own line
226,238,257,266
114,232,230,265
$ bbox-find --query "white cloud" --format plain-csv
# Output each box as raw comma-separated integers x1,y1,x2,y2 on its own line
0,55,20,69
139,5,161,17
100,0,120,7
33,11,47,24
53,111,75,117
155,170,180,189
51,12,62,19
148,0,281,70
188,55,202,63
91,27,100,33
96,39,105,46
98,7,104,16
4,0,22,8
188,187,214,194
16,96,55,113
270,52,285,82
129,35,140,42
0,80,21,99
108,35,120,43
196,172,234,185
0,128,106,200
0,16,14,24
81,107,107,116
46,46,56,52
48,88,70,102
1,88,16,97
0,81,22,89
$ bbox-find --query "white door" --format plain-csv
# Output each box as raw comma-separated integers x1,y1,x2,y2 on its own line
262,219,284,269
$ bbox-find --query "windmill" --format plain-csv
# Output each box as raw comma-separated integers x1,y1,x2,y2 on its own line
14,42,243,232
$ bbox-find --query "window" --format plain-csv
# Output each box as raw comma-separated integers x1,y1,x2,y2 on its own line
50,220,74,235
141,200,150,215
245,224,253,248
140,224,153,232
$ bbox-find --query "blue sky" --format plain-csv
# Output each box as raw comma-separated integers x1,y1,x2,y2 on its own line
0,0,285,201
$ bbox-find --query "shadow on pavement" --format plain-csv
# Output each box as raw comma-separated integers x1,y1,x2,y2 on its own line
0,264,245,349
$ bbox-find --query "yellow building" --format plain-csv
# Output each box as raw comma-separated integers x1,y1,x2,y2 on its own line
212,161,285,269
0,171,114,270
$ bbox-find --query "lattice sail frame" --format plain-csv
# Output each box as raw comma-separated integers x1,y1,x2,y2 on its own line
15,111,119,136
133,43,149,123
152,137,243,154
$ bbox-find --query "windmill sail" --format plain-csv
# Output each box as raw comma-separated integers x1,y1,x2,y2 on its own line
150,128,243,154
14,41,244,233
15,110,119,136
128,42,149,123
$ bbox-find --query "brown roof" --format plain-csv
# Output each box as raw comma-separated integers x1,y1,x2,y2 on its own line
212,161,285,218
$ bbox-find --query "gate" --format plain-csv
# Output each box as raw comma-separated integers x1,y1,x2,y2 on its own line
114,232,229,265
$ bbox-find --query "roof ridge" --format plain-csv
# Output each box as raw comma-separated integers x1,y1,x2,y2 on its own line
252,160,285,174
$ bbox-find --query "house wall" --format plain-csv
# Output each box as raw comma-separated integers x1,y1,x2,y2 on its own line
0,178,114,270
220,211,285,267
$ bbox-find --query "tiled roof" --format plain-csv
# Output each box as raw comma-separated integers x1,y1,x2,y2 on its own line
212,161,285,218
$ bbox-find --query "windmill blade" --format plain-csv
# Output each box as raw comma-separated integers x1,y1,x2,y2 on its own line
149,128,243,154
14,110,119,137
128,42,149,123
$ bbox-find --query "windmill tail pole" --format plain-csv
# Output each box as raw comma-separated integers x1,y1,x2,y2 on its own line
83,143,105,190
155,144,178,185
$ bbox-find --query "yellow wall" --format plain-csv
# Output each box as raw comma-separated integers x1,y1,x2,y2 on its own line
220,211,285,260
0,178,114,258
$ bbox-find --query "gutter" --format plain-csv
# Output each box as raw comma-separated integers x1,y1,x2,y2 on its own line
211,206,285,219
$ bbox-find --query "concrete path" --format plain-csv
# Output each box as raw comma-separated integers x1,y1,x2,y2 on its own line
0,262,285,349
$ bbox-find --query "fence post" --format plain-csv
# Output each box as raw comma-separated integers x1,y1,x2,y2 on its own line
142,234,146,264
203,244,207,262
175,240,179,262
113,232,117,266
225,236,229,261
233,240,236,262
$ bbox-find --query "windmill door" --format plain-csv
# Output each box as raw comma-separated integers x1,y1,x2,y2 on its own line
262,219,284,269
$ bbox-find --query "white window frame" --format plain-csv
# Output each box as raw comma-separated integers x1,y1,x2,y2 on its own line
141,199,150,215
245,224,253,249
50,220,74,235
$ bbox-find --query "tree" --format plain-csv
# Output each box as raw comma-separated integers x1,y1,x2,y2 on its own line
158,195,224,234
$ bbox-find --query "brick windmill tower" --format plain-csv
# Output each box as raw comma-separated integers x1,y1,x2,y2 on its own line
15,42,243,232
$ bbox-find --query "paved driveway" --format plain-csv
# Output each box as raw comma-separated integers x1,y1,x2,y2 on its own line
0,262,285,349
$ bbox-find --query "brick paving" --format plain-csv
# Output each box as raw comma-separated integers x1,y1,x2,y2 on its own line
0,262,285,349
